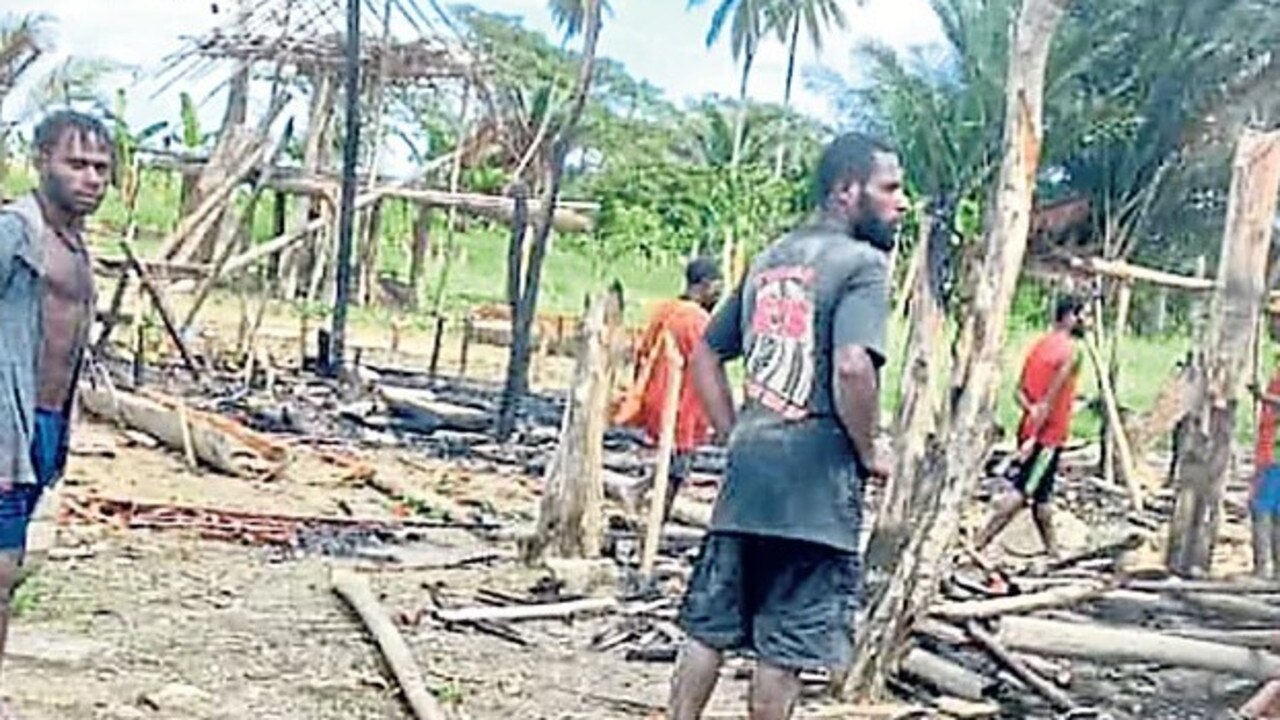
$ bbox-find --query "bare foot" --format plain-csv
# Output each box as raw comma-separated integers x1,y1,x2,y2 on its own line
0,699,23,720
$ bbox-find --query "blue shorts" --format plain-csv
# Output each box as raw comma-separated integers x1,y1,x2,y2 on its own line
0,410,68,553
1255,466,1280,515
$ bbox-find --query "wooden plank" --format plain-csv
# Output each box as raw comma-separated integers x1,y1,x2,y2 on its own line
641,331,683,578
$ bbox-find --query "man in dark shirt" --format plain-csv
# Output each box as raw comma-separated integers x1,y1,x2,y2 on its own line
668,133,906,720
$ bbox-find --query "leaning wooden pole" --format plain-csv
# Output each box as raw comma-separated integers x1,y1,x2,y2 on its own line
640,331,683,578
843,0,1071,699
1167,129,1280,576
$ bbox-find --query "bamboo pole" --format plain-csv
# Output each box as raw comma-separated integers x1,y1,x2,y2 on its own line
1082,337,1144,507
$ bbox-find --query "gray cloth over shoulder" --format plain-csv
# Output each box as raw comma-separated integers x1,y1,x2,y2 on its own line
0,194,49,485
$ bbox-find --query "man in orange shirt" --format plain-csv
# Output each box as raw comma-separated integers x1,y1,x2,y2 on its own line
975,295,1088,559
624,258,723,519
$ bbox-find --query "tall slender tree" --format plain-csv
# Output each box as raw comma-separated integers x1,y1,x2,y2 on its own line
767,0,849,174
687,0,772,170
496,0,606,439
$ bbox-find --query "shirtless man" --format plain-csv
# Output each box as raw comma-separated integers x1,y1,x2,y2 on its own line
0,111,110,708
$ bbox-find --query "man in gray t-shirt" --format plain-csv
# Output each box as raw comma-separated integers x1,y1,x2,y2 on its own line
668,133,906,720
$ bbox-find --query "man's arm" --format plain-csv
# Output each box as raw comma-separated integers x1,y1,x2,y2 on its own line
691,339,736,439
831,253,889,478
834,345,881,474
691,285,744,443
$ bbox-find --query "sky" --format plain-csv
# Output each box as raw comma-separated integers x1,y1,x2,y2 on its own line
2,0,945,171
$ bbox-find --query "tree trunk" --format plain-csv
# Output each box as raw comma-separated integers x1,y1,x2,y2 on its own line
730,43,756,173
864,199,952,579
521,288,621,562
1167,130,1280,576
773,15,802,178
496,184,531,439
843,0,1071,699
497,0,603,439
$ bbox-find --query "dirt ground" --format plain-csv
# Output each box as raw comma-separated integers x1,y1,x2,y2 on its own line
5,294,1268,720
5,426,706,720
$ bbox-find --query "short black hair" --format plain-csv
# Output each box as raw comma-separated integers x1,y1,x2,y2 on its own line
1054,294,1085,322
813,132,895,209
685,256,721,287
33,109,114,159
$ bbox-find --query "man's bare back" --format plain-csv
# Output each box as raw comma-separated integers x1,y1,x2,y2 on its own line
37,221,94,412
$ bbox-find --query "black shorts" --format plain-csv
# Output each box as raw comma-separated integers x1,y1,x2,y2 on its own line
1008,444,1061,504
678,532,858,670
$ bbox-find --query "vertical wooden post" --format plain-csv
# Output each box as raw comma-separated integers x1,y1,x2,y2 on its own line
497,184,532,439
459,317,472,379
865,199,950,579
428,315,446,378
1167,130,1280,576
843,0,1071,699
641,331,683,578
522,288,619,563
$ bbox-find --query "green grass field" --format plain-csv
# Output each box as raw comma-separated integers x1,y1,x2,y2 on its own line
3,164,1258,449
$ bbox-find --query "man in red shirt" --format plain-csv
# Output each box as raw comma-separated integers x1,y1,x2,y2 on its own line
618,258,722,519
1248,316,1280,578
975,295,1088,559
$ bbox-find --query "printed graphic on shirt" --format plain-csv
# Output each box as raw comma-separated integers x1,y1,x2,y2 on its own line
745,265,816,419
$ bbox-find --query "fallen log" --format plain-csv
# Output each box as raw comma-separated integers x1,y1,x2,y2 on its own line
378,385,490,432
1170,628,1280,651
966,620,1075,712
1123,578,1280,594
997,616,1280,679
435,597,616,624
898,646,996,701
702,705,928,720
331,570,449,720
79,384,284,478
930,581,1109,620
1173,592,1280,624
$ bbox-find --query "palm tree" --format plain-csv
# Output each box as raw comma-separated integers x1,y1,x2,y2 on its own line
1,13,52,99
548,0,613,40
496,0,606,439
687,0,773,170
22,55,127,118
767,0,849,174
770,0,848,111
